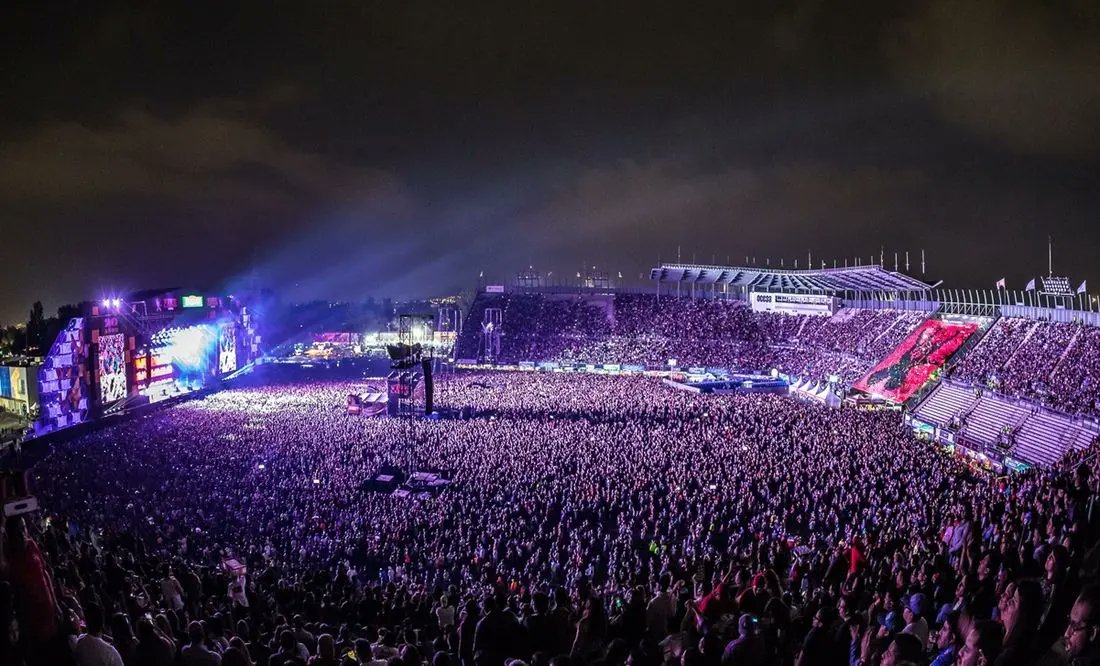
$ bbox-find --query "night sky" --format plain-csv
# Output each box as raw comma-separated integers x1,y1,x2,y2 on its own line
2,1,1098,324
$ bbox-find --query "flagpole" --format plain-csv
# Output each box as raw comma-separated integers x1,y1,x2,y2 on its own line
656,251,661,302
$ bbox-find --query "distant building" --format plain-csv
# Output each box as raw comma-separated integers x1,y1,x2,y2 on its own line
0,361,39,418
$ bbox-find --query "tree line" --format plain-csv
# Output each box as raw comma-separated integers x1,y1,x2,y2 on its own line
0,301,86,358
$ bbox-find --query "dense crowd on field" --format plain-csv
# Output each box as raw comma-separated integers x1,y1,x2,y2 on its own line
2,372,1099,666
954,318,1100,419
454,293,927,386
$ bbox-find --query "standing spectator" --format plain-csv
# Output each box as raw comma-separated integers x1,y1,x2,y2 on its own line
310,633,340,666
475,595,523,666
160,567,185,612
110,613,139,665
74,603,123,666
721,614,765,666
135,616,176,666
181,621,221,666
436,595,457,631
523,593,556,657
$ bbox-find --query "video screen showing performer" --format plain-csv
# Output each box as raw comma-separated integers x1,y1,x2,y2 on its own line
97,333,127,403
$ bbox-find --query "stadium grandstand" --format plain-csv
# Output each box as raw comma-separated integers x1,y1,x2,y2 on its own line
455,261,1099,471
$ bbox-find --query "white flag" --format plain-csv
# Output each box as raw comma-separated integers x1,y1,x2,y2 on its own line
1025,278,1036,291
995,278,1006,289
1077,280,1087,294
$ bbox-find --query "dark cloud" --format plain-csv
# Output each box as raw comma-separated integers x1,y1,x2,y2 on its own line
0,1,1097,323
0,98,403,209
885,0,1100,158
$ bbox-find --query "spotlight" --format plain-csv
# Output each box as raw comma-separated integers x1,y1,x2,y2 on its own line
101,298,110,308
112,298,122,308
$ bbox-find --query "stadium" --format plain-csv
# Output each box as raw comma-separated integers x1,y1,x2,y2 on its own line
2,258,1099,666
4,3,1100,664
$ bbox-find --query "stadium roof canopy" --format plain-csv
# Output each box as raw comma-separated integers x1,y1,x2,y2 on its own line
649,263,937,294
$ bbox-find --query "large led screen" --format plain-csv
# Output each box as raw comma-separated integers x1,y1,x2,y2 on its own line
146,324,217,390
0,367,31,403
219,323,237,374
854,319,978,402
181,294,204,308
9,366,26,401
98,333,128,403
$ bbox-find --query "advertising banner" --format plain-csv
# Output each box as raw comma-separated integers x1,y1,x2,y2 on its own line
750,292,838,316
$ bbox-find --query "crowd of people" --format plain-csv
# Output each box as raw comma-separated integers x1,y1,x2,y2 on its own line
1,371,1099,666
454,293,928,385
953,318,1100,418
455,292,1100,419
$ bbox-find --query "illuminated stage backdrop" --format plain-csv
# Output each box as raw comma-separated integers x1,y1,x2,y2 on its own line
35,318,90,435
97,333,128,403
854,319,978,402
